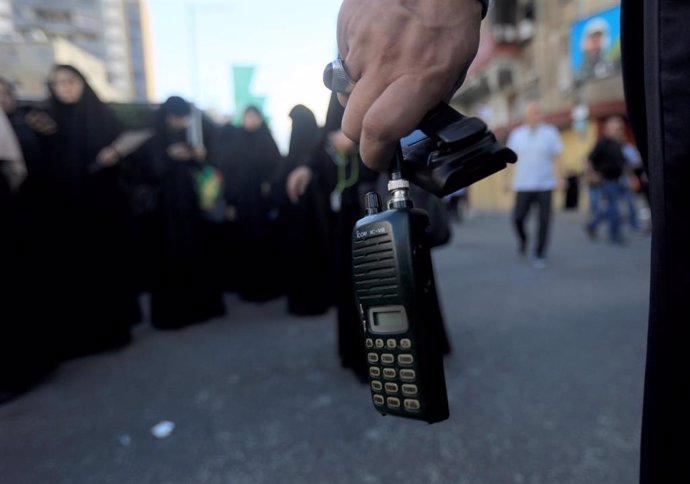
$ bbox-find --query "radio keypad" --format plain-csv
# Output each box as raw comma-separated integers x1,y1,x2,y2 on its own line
367,335,421,414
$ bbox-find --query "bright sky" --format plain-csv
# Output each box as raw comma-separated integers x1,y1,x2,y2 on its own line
146,0,342,152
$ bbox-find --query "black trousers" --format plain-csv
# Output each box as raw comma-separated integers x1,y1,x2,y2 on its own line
622,1,690,482
512,190,552,258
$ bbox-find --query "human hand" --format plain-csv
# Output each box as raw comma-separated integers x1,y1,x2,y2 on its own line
556,177,566,191
336,0,482,171
192,145,207,161
286,166,313,204
1,161,27,193
25,110,57,136
96,146,120,167
167,143,193,161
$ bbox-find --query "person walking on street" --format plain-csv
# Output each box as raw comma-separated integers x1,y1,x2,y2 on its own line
506,101,564,269
585,116,627,244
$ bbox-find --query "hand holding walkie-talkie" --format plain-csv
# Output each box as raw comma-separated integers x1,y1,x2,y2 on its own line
352,108,515,423
325,57,516,423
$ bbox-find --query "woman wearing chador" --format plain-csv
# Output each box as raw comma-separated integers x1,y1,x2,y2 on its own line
228,106,285,302
127,96,225,329
42,65,141,359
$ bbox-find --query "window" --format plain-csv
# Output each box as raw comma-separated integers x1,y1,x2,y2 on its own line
34,8,71,23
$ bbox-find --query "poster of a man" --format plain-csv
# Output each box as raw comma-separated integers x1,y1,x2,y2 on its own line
571,6,621,83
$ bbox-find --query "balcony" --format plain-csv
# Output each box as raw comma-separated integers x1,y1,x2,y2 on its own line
490,0,535,44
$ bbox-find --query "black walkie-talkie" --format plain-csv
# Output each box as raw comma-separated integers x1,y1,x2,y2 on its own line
352,104,516,423
352,149,449,424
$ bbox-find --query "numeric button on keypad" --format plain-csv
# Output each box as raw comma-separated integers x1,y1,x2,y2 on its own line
399,369,416,381
367,353,379,364
371,380,383,392
387,397,401,409
365,339,374,349
375,339,385,349
383,368,397,380
401,384,418,396
384,382,399,394
373,395,385,406
381,353,395,365
369,367,381,378
398,354,414,366
404,399,421,412
386,339,397,350
400,339,412,350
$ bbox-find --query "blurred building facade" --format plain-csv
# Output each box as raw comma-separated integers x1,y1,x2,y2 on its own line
2,0,153,102
0,37,122,101
0,0,13,35
452,0,625,211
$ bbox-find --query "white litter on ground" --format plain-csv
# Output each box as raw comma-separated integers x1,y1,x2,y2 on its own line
150,421,175,439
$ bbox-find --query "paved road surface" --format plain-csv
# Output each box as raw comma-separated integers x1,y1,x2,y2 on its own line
0,212,650,484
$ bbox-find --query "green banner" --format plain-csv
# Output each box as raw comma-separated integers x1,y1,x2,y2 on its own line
232,65,267,124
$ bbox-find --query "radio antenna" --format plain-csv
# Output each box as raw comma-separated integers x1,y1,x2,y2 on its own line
390,143,404,181
387,143,412,209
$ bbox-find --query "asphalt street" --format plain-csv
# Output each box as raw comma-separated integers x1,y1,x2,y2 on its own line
0,211,650,484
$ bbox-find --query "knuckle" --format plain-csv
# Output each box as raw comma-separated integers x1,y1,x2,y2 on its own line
362,112,393,143
341,120,360,142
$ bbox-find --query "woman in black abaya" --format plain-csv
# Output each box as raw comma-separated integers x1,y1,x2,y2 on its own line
44,65,140,359
0,78,57,401
280,105,331,315
209,120,244,293
128,96,225,329
230,106,284,302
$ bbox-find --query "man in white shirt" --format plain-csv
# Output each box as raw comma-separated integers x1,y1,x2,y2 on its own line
506,102,563,268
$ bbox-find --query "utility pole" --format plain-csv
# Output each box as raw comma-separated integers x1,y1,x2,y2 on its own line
572,0,589,138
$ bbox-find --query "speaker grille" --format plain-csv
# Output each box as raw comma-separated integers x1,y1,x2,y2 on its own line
353,233,399,302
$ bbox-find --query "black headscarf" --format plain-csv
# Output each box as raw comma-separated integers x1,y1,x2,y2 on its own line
237,105,282,183
48,65,122,158
47,65,122,199
287,105,319,168
151,96,191,150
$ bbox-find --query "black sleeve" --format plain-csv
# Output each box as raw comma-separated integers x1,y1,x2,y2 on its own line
588,140,604,170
